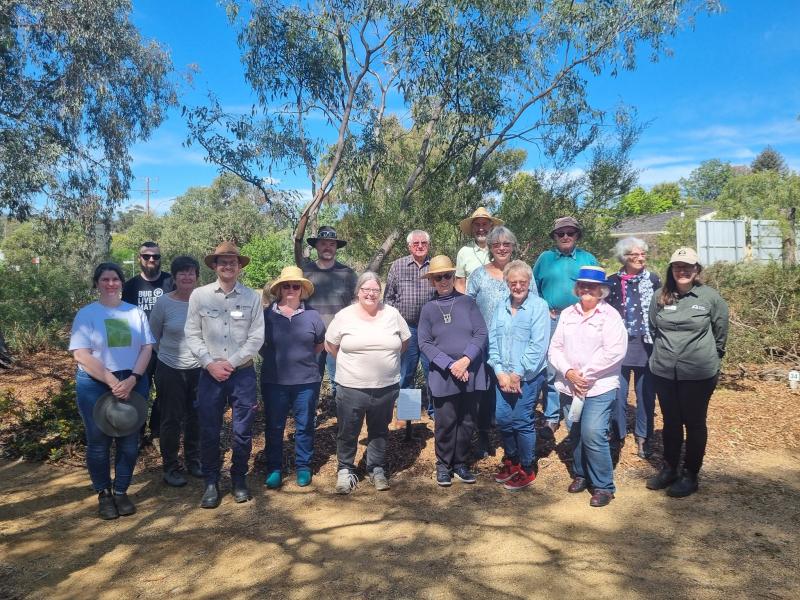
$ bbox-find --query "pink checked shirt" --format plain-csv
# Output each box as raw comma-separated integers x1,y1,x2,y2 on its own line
548,300,628,398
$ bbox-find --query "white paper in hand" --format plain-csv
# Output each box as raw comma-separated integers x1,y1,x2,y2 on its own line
396,388,422,420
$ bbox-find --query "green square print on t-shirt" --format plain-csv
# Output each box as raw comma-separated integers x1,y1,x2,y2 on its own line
104,318,132,348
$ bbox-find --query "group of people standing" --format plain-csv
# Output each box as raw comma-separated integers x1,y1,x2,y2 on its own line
69,208,728,518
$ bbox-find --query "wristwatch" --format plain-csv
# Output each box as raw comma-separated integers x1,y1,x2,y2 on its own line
131,372,143,383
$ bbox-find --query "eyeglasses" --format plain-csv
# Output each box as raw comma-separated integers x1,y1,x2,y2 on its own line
432,273,453,282
410,241,429,247
140,254,161,261
360,287,381,296
281,283,302,290
554,230,578,238
491,242,513,249
625,253,647,258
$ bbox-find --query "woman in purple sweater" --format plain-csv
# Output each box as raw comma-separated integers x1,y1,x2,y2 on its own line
260,266,326,489
419,256,489,487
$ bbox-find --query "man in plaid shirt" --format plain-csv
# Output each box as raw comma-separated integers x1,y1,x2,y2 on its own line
384,230,436,398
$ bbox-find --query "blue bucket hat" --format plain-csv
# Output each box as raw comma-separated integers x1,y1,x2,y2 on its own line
574,265,611,286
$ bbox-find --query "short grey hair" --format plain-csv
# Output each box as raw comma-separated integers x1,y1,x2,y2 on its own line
406,230,430,244
614,237,649,264
354,271,381,299
486,226,518,257
503,259,532,282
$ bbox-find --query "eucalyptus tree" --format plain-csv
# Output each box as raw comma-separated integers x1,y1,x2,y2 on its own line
0,0,176,219
186,0,719,268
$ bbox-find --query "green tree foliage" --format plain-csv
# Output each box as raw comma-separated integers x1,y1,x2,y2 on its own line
656,208,701,259
0,0,176,218
680,159,734,203
750,146,788,174
616,183,681,217
186,0,717,266
241,231,295,290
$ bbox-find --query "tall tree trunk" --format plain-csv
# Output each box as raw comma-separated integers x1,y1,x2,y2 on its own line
366,229,402,273
783,207,797,267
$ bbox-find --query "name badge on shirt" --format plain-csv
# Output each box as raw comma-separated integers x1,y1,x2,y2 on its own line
230,310,244,318
664,305,677,311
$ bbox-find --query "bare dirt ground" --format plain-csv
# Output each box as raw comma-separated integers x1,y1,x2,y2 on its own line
1,354,799,599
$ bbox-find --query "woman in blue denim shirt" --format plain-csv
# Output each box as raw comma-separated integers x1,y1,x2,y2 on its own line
69,263,154,520
487,260,550,491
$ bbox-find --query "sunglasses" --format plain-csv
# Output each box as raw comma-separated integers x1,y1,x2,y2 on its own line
281,283,302,290
140,254,161,261
554,230,578,238
432,273,453,282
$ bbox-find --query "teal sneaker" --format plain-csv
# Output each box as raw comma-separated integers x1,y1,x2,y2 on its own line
265,470,282,489
296,469,312,487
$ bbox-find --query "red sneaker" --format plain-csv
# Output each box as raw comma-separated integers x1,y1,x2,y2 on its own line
493,458,519,483
503,467,536,491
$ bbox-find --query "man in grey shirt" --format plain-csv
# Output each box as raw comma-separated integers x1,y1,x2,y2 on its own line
185,241,264,509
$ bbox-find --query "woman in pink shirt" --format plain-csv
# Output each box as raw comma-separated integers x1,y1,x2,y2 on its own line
548,266,627,507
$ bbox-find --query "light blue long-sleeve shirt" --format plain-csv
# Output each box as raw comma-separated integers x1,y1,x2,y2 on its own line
488,292,549,381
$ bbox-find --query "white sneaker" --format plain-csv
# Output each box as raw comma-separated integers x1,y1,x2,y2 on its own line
335,469,358,495
369,467,390,491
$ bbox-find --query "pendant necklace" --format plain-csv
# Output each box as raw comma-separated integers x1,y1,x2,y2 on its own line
437,296,456,324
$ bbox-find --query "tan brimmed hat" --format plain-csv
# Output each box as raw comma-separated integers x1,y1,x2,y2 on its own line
459,207,503,236
269,265,315,299
421,255,457,279
204,241,251,269
549,216,582,237
669,247,700,266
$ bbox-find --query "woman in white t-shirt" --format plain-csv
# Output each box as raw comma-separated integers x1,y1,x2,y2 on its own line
69,262,155,520
325,272,410,495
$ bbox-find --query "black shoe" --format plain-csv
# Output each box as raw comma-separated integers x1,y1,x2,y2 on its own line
232,482,252,503
589,490,614,507
636,436,653,459
114,493,136,516
666,471,699,498
475,431,490,459
436,469,452,487
452,466,477,484
163,469,187,487
186,463,204,479
567,477,588,494
646,466,678,490
98,489,119,520
200,484,221,509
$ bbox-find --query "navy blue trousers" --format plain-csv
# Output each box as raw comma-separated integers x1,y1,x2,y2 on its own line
196,366,258,486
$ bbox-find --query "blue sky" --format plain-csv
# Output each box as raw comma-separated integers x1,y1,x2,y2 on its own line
128,0,800,213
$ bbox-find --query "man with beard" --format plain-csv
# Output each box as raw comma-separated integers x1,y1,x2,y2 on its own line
302,226,358,401
122,241,174,444
454,207,503,294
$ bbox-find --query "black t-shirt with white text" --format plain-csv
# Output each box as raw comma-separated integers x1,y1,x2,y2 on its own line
122,272,174,319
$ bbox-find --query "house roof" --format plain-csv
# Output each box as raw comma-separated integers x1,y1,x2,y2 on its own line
610,207,717,237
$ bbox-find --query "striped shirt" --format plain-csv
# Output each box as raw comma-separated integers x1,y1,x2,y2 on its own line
383,255,435,325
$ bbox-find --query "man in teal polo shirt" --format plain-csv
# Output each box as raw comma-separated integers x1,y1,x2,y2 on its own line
533,216,598,435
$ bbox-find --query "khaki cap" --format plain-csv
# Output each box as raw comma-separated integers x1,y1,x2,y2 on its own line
669,247,700,266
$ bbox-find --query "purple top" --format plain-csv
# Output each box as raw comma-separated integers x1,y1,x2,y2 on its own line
418,291,489,398
259,302,326,385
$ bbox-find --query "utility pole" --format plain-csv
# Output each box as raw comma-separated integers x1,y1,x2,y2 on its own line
133,177,159,215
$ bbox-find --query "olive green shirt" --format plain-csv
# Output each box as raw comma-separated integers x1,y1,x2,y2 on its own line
648,284,729,380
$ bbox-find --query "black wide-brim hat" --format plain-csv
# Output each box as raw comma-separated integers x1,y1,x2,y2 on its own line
93,390,148,437
307,226,347,248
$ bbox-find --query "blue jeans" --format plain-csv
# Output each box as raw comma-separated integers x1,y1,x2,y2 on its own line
317,351,338,398
615,365,656,440
75,369,150,493
495,371,546,467
196,367,258,486
400,324,431,415
263,382,320,472
572,389,617,493
542,315,562,424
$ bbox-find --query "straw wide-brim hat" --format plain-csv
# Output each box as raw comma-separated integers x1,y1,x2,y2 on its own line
669,247,700,266
422,255,457,279
459,207,504,236
93,390,148,438
204,241,251,269
573,265,611,286
269,265,315,298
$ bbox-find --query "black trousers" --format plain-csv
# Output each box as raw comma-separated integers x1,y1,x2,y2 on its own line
336,384,398,473
433,392,478,471
652,373,718,475
477,366,497,434
154,361,201,473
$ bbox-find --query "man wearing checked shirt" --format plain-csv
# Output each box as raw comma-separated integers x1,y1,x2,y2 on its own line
533,216,598,436
185,241,264,509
